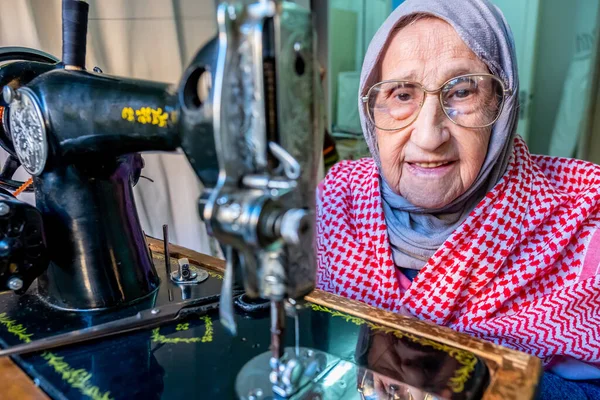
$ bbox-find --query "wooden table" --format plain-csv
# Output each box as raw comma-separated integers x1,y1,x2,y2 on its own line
0,357,48,399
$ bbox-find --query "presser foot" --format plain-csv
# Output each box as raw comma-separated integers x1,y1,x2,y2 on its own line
235,347,332,399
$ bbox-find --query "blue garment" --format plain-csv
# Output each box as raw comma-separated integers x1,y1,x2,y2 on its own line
539,373,600,399
400,267,420,281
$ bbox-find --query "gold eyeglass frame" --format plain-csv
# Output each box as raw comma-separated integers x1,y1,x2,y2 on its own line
361,73,513,131
357,370,418,400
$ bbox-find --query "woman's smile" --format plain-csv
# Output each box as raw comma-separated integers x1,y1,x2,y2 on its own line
405,160,457,177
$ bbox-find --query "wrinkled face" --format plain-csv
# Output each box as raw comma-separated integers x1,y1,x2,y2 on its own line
376,18,492,209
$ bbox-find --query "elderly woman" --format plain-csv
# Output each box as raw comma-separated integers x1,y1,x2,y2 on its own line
317,0,600,397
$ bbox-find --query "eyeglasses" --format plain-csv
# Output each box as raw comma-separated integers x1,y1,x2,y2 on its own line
361,73,512,131
357,370,440,400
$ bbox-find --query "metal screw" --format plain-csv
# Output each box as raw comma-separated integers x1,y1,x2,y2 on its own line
2,86,16,104
269,370,279,385
8,277,23,291
179,259,191,280
0,203,10,216
247,388,263,400
270,356,280,369
151,308,160,315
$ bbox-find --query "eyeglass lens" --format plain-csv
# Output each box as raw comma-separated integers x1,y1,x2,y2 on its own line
367,75,505,130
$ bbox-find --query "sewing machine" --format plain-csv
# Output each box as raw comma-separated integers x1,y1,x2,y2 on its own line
0,1,542,399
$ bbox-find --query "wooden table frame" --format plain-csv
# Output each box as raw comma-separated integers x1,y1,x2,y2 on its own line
0,237,542,400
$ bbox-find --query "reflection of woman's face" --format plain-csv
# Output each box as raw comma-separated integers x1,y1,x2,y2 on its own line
365,332,457,399
361,369,424,400
368,334,437,385
377,18,492,209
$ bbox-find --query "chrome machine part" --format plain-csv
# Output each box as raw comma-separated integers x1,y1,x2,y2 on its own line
207,0,320,303
4,86,48,176
170,258,209,285
238,353,446,400
236,347,334,400
7,276,23,291
203,0,321,397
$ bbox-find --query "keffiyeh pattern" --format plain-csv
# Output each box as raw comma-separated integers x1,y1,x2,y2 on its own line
317,137,600,362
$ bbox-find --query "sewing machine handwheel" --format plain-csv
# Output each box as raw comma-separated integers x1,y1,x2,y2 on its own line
0,47,58,154
0,47,60,65
0,47,58,187
178,36,220,187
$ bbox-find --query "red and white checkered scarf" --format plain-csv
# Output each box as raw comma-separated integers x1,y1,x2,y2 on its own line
317,138,600,363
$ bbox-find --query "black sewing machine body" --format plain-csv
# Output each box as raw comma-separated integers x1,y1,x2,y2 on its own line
0,46,216,310
24,69,180,310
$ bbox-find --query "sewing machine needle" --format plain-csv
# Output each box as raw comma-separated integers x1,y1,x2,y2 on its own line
294,311,299,357
270,300,285,361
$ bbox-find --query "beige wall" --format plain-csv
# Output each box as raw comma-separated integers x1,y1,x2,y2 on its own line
0,0,219,255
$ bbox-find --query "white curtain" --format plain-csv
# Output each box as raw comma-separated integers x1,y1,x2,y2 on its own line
0,0,219,256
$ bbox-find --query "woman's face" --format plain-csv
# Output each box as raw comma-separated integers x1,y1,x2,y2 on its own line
376,18,492,209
